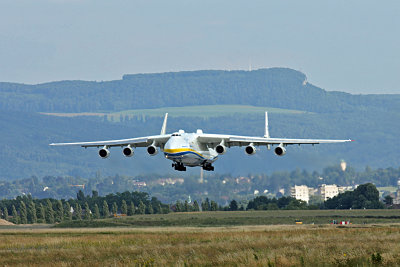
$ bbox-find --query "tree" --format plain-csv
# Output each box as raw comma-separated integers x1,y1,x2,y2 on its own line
27,201,37,224
102,201,110,218
128,202,135,216
147,204,153,214
93,204,100,219
138,201,146,214
77,190,85,201
384,195,394,205
184,200,190,212
3,207,8,221
55,200,64,223
64,202,72,221
112,202,118,215
192,200,200,212
38,203,46,223
229,200,238,211
84,202,91,220
210,201,218,211
121,200,128,215
175,201,182,212
11,205,19,224
19,201,28,224
201,198,211,211
92,190,99,198
46,200,55,224
75,203,82,220
156,203,162,214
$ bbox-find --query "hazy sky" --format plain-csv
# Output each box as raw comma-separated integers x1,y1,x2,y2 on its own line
0,0,399,94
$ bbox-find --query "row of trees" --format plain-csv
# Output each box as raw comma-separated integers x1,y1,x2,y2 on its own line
0,190,169,224
0,183,388,224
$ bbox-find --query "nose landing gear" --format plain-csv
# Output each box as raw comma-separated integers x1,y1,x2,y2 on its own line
203,163,214,171
173,162,186,171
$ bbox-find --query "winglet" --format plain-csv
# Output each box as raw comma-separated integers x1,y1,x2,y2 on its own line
160,113,168,135
264,111,270,138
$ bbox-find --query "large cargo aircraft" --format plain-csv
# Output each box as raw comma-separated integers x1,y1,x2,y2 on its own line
50,112,352,171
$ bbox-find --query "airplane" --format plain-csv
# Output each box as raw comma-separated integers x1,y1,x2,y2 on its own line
50,112,352,171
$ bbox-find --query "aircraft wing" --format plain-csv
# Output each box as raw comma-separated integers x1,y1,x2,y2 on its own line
49,134,171,148
197,134,352,147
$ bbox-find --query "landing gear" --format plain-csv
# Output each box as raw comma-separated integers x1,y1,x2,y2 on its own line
173,162,186,171
203,163,214,171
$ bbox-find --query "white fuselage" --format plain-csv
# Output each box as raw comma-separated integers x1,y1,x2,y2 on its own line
163,132,218,167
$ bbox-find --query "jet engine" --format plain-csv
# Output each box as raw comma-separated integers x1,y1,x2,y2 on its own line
98,147,110,158
147,145,158,156
245,145,256,155
123,146,134,157
274,145,286,156
215,144,227,155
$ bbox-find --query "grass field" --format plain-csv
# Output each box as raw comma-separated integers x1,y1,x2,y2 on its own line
41,104,309,120
2,210,400,266
0,225,398,266
55,209,400,228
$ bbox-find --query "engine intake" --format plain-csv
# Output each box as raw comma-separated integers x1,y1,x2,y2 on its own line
123,146,134,157
215,144,227,155
98,148,110,158
274,146,286,156
245,145,256,155
147,145,158,156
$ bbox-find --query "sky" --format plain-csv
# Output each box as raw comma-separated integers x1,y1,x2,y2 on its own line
0,0,399,94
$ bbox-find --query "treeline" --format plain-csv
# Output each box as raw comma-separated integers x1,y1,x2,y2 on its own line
1,165,400,204
0,190,168,224
0,183,387,224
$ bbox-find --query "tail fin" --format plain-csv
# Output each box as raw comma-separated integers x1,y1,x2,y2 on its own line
264,111,270,138
160,113,168,135
264,111,271,150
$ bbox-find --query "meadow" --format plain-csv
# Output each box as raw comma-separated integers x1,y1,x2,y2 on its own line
0,224,398,266
55,209,400,228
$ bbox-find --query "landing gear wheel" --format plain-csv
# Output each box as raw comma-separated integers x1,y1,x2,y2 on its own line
203,163,214,171
173,162,186,171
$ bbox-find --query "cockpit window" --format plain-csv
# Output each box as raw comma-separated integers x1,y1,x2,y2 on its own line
171,133,181,137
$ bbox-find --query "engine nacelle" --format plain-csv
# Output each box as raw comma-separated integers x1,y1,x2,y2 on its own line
215,144,227,155
245,145,256,155
123,146,134,157
98,148,110,158
147,145,158,156
274,146,286,156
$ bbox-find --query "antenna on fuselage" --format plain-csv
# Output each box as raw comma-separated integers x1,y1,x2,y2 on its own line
160,113,168,135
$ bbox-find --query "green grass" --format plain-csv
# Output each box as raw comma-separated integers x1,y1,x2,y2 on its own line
55,209,400,228
42,104,310,120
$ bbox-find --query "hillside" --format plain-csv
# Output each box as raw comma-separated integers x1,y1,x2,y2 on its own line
0,68,399,179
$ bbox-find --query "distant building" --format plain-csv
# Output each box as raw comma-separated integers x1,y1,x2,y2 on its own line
291,185,310,203
319,184,339,201
392,179,400,205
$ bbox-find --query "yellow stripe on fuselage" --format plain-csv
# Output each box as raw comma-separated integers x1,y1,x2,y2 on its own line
163,148,205,158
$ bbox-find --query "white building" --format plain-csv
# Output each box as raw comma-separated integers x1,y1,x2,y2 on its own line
319,184,339,201
291,185,310,203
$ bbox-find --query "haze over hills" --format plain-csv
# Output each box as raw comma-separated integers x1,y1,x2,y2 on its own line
0,68,399,179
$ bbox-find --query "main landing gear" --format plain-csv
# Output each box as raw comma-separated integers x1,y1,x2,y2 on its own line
203,163,214,171
173,162,186,171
